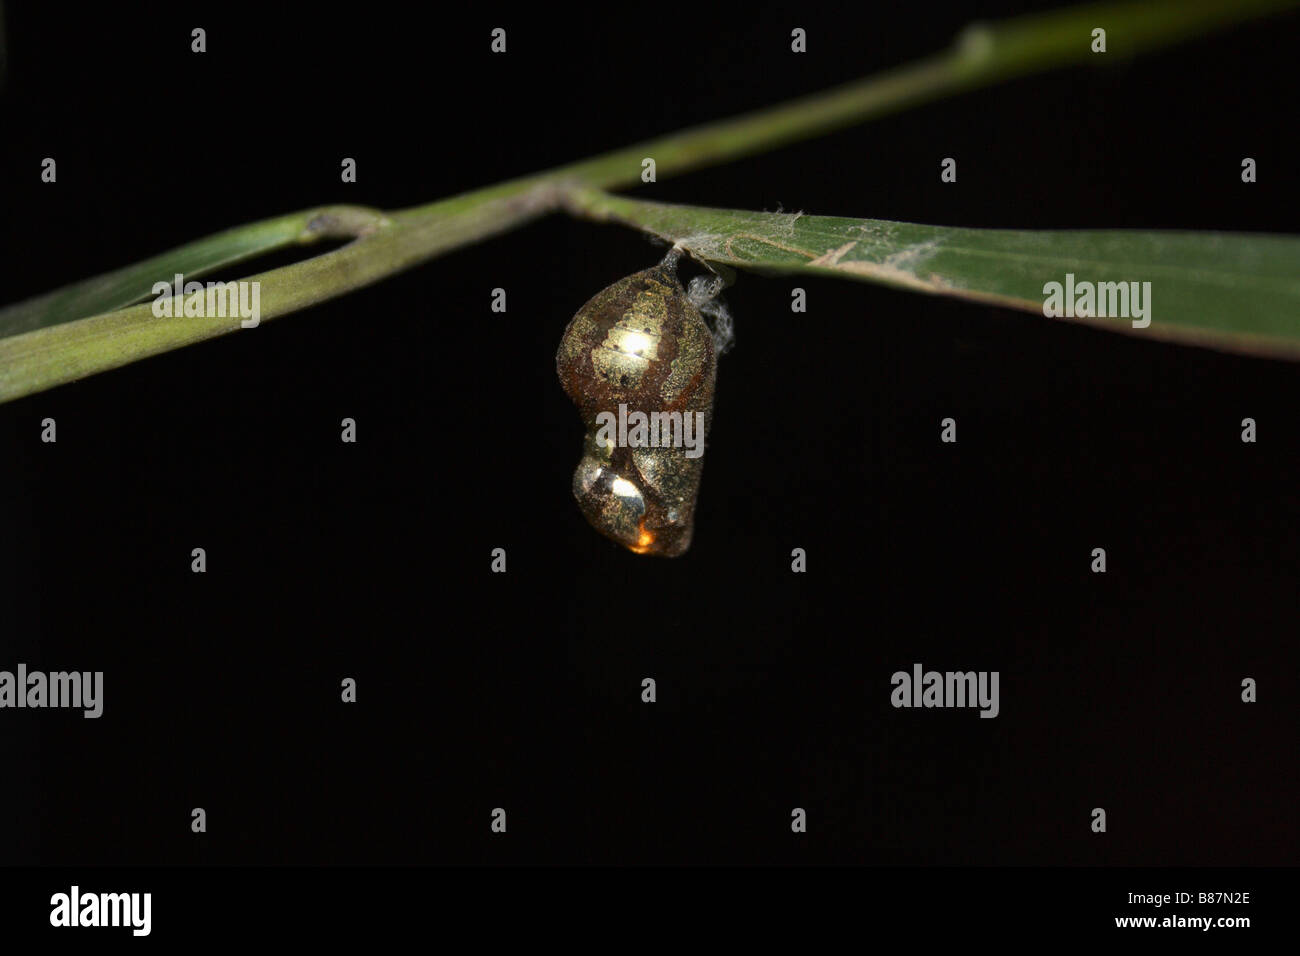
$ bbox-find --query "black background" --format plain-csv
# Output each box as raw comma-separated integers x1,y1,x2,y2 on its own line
1,0,1297,872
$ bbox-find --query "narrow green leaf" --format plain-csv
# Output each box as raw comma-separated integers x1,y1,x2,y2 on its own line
572,192,1300,359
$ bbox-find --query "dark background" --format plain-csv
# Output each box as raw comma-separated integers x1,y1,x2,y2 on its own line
0,0,1296,867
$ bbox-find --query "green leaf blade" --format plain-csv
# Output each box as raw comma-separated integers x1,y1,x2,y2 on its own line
573,193,1300,358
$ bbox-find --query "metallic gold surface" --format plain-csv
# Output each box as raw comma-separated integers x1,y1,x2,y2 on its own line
557,255,717,557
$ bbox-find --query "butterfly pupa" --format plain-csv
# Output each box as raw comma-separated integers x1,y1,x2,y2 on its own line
556,251,717,557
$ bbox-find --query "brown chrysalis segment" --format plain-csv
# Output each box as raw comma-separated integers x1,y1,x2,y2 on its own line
557,254,717,557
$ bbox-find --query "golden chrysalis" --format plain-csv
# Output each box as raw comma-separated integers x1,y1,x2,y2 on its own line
556,251,718,557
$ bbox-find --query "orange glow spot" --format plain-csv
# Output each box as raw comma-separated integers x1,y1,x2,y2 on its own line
630,522,655,554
